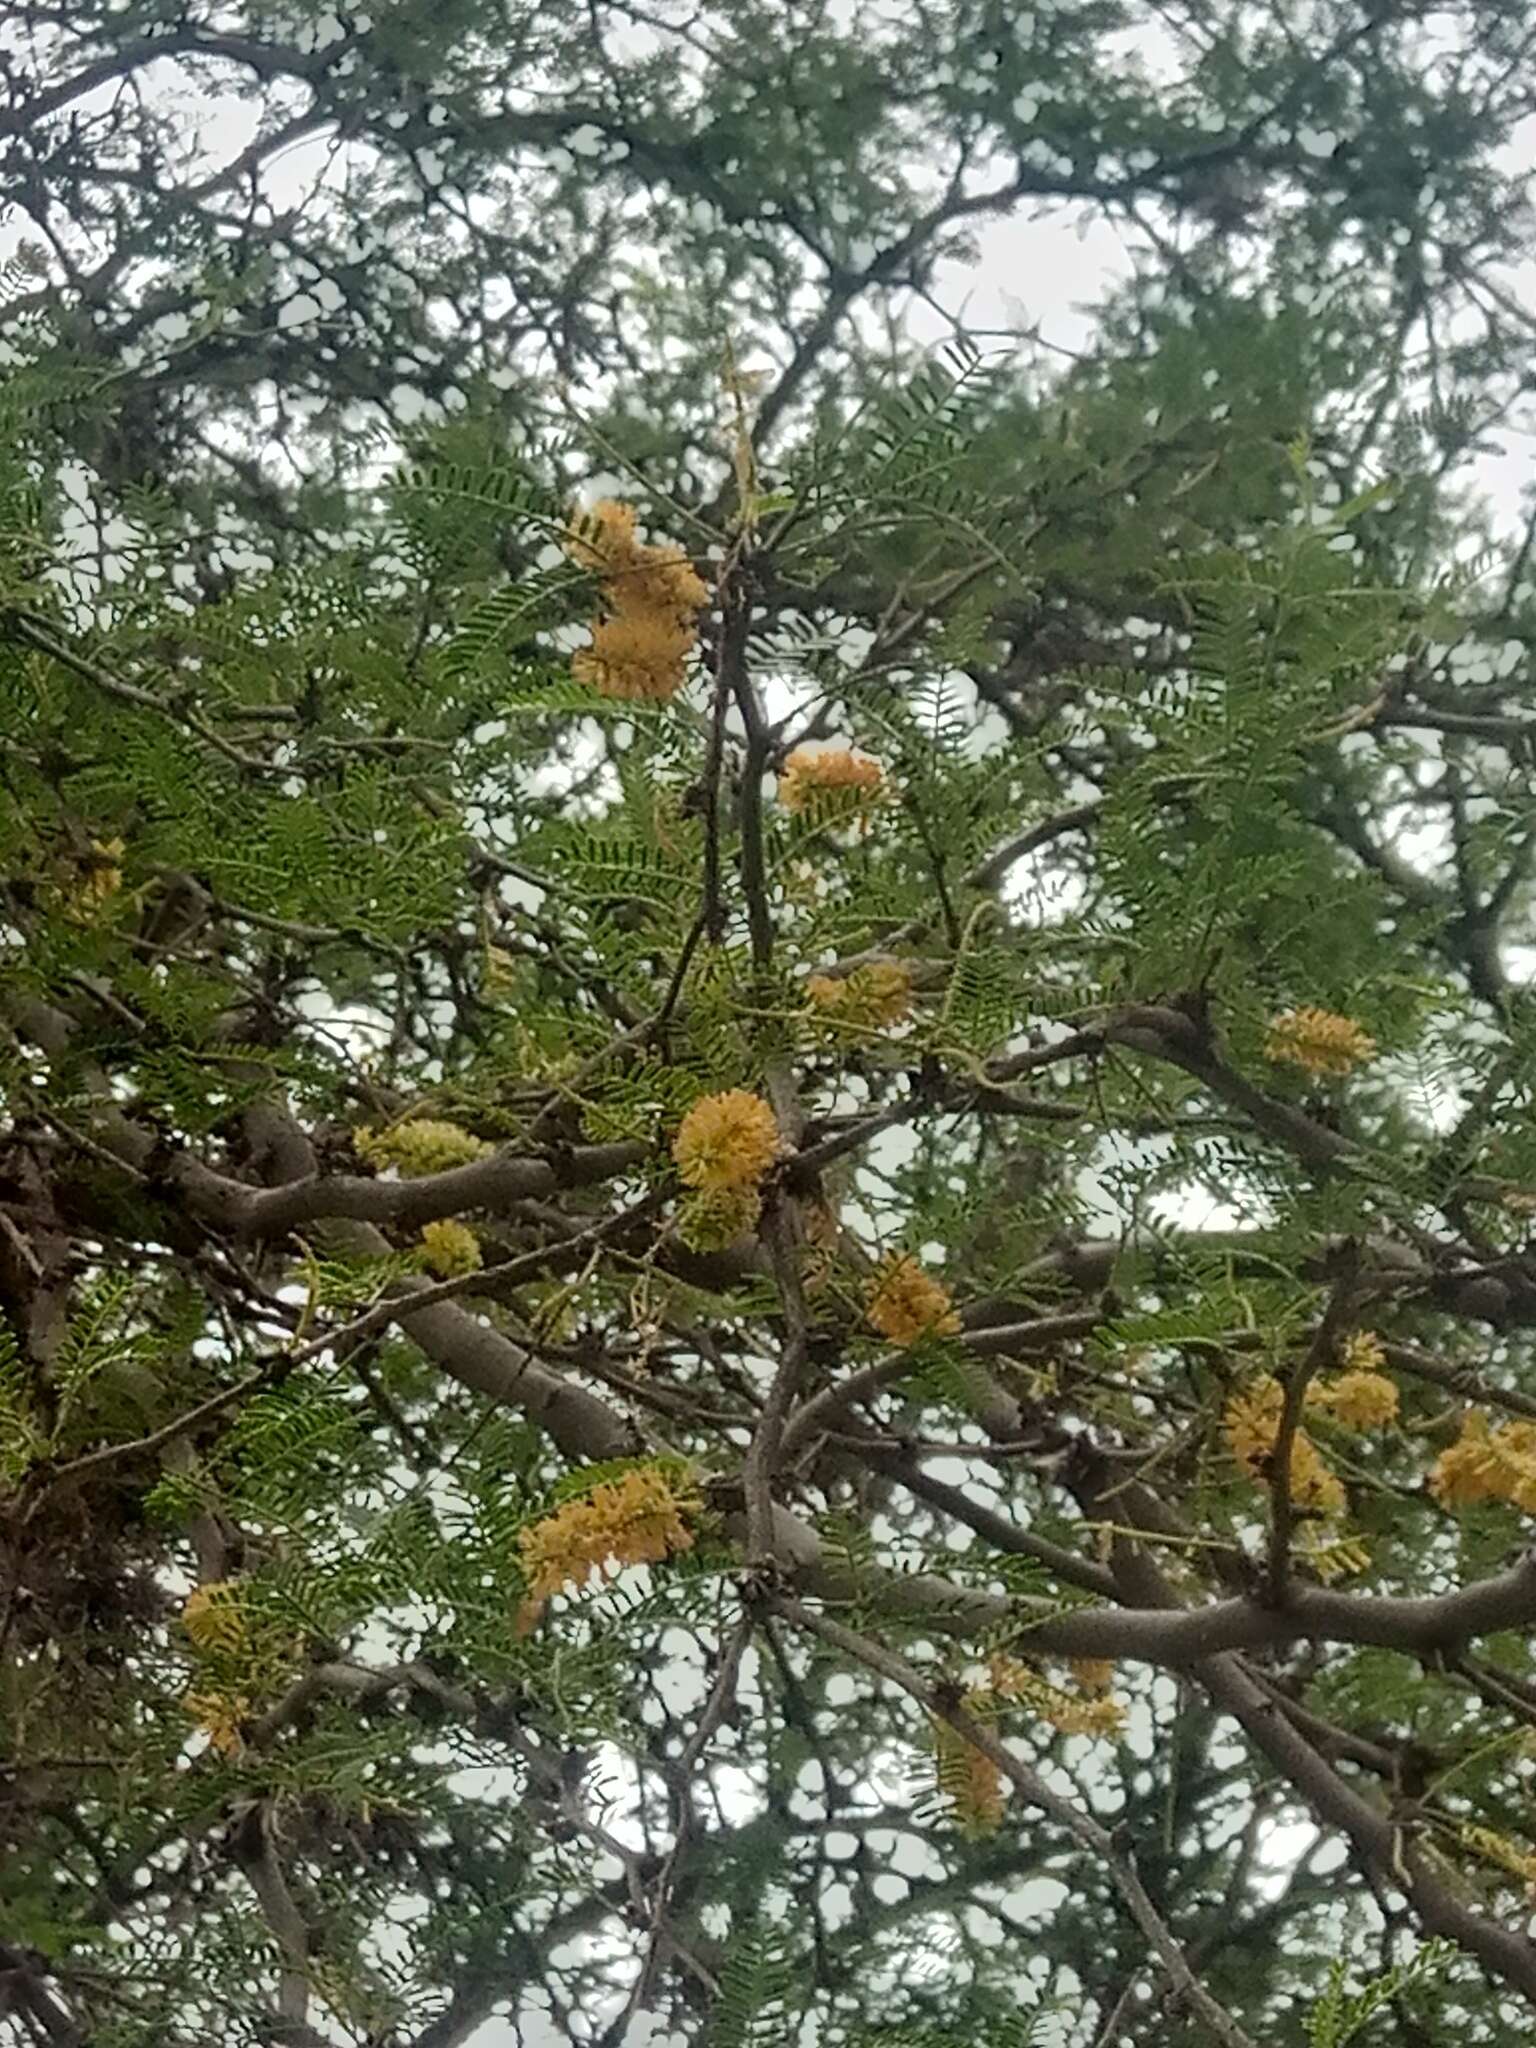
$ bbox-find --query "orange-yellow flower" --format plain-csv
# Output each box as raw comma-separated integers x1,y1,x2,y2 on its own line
672,1090,781,1192
867,1254,959,1346
572,608,699,703
1309,1367,1399,1429
515,1464,700,1634
805,960,913,1028
1430,1409,1536,1515
565,496,639,570
986,1652,1126,1741
1223,1376,1345,1514
1264,1006,1377,1077
778,746,884,816
566,498,708,703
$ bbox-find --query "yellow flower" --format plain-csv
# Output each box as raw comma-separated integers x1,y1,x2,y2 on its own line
61,836,127,922
866,1254,960,1347
805,960,913,1029
1430,1410,1504,1508
1299,1533,1372,1583
672,1090,781,1192
1222,1376,1345,1514
184,1689,250,1758
181,1582,247,1657
1067,1658,1117,1694
778,746,884,816
932,1711,1005,1836
566,498,708,703
572,607,699,703
1309,1368,1399,1429
1263,1006,1377,1077
515,1464,700,1634
1430,1409,1536,1515
356,1118,492,1176
419,1218,483,1278
1340,1329,1387,1375
985,1653,1126,1741
985,1652,1038,1701
677,1184,762,1251
565,496,639,570
1045,1692,1127,1740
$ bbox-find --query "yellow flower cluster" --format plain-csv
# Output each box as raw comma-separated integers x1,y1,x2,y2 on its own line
419,1218,483,1278
1308,1366,1399,1429
805,960,913,1029
1297,1532,1372,1584
673,1090,781,1193
1264,1006,1377,1077
932,1651,1130,1833
1067,1658,1117,1694
932,1712,1006,1836
1340,1329,1387,1376
181,1582,248,1657
1222,1376,1345,1515
65,836,126,921
988,1652,1127,1740
867,1254,959,1347
677,1184,763,1252
778,745,884,817
515,1464,701,1634
356,1118,492,1176
1429,1409,1536,1515
1045,1692,1129,1739
566,498,709,703
183,1688,250,1758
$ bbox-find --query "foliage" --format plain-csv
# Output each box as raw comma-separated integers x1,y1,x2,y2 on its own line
6,5,1536,2048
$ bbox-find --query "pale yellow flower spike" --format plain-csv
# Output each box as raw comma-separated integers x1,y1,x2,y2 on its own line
515,1465,701,1635
778,745,884,814
66,837,126,920
1309,1367,1399,1429
1264,1006,1377,1077
932,1712,1005,1836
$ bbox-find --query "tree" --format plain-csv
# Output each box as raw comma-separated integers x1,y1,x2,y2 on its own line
6,4,1536,2046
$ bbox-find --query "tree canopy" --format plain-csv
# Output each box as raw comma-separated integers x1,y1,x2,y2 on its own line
8,4,1536,2046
